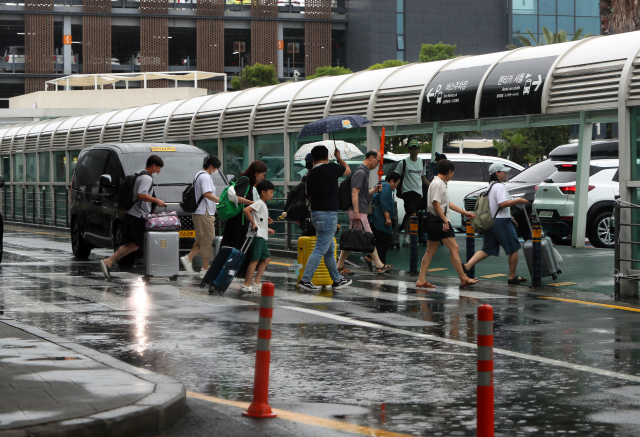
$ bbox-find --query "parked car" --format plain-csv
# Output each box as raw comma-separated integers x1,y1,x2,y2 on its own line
122,52,142,66
111,57,121,66
1,46,25,72
533,159,619,248
384,153,524,230
70,143,208,267
464,140,619,241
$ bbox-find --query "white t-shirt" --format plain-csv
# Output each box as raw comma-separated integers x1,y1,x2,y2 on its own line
397,157,425,195
246,199,269,240
426,176,450,222
488,182,511,219
193,170,217,216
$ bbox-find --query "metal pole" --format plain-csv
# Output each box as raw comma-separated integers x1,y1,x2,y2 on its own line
42,186,46,225
95,75,98,90
12,185,15,221
65,187,69,227
614,202,621,300
409,215,418,273
22,187,26,223
53,186,57,227
532,220,542,286
32,187,36,223
194,70,198,88
67,77,69,91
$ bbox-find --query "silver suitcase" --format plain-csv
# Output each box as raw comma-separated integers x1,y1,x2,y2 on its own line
521,207,562,280
144,232,179,280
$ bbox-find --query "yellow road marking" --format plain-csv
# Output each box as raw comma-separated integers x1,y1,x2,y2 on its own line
547,282,578,287
427,268,448,272
186,391,417,437
6,228,69,238
540,297,640,313
271,261,292,267
480,273,508,279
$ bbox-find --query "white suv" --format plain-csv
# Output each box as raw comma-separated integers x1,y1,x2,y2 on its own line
384,153,523,230
533,159,618,248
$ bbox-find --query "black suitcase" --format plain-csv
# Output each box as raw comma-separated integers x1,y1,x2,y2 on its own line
200,231,255,295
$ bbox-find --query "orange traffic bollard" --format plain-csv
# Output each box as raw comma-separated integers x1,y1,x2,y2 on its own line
243,282,277,419
477,304,494,437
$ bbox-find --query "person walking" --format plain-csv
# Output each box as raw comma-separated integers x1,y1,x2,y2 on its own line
462,163,529,284
420,152,448,212
370,171,401,265
220,160,268,278
181,155,221,274
242,179,276,292
336,150,393,275
99,155,165,279
298,145,352,292
416,159,479,289
396,140,429,245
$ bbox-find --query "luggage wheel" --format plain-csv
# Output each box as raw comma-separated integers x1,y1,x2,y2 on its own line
208,285,215,295
552,274,558,280
169,275,178,281
218,290,225,296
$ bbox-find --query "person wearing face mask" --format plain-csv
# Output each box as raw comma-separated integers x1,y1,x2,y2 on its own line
220,160,269,278
99,155,165,279
181,155,221,274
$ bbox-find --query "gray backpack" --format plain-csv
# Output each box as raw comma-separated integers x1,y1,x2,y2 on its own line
471,182,501,233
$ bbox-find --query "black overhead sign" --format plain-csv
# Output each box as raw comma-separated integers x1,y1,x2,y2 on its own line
479,55,559,118
421,65,490,123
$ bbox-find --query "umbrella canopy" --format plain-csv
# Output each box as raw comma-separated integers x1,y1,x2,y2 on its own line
294,140,364,161
296,114,372,139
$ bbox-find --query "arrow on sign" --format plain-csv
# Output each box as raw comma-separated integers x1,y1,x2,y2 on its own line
532,75,542,91
426,88,435,103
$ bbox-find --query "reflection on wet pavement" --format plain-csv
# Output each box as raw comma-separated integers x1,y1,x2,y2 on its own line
1,229,640,436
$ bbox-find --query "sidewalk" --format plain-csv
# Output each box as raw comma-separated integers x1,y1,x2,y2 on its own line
0,317,185,437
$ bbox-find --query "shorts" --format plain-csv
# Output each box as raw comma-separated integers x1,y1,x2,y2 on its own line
481,218,521,257
425,219,456,241
193,211,216,260
123,214,146,248
347,209,372,233
250,237,271,261
402,191,422,216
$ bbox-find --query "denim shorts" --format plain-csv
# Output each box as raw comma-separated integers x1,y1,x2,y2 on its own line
481,218,521,257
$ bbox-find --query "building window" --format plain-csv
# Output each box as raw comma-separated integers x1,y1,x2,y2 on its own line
513,0,537,14
195,139,218,156
558,16,574,34
576,0,599,16
397,0,405,61
539,15,557,33
39,153,50,182
539,0,556,15
53,151,66,183
2,155,10,181
69,151,80,183
557,0,574,15
13,154,23,183
576,16,601,34
25,153,36,183
397,35,405,51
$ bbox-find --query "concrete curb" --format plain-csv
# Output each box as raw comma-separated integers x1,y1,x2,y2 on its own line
0,318,186,437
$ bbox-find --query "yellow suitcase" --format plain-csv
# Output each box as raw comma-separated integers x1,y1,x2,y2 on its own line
297,236,337,286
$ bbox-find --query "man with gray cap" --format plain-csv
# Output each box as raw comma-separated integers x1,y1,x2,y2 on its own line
462,162,529,284
396,140,429,244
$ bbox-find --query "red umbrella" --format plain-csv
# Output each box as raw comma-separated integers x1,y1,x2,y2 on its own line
378,127,385,181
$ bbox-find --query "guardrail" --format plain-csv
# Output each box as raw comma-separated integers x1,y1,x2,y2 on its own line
1,186,69,228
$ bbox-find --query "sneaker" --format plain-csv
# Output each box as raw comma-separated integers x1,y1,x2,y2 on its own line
332,277,352,290
99,260,111,280
297,280,318,292
241,284,257,293
252,281,262,291
180,256,194,273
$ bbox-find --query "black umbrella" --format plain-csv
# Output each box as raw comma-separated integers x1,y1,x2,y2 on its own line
296,114,372,139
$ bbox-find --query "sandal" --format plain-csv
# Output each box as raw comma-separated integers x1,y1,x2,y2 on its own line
416,280,436,289
460,277,479,288
461,263,474,278
338,268,353,276
375,264,394,274
507,276,527,285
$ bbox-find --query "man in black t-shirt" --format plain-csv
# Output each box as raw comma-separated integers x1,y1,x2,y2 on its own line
298,145,353,292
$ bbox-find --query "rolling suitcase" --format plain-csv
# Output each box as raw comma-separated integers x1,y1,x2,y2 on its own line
144,231,179,281
200,231,255,295
521,208,562,280
297,236,337,287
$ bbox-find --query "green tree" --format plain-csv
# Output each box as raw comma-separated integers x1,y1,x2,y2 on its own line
494,126,571,165
516,27,592,46
367,59,409,70
306,66,353,79
230,63,279,91
418,42,457,62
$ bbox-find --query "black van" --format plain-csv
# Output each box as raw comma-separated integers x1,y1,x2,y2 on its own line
70,143,208,267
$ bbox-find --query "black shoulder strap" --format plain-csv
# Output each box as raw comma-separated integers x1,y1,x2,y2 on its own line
132,170,151,207
193,171,205,205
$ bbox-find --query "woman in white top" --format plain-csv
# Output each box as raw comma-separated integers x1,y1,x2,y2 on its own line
416,159,479,289
462,162,529,284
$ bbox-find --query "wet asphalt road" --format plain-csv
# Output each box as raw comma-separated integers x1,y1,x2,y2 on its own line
2,226,640,436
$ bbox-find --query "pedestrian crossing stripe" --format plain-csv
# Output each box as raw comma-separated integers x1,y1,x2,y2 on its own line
427,268,448,272
547,282,578,287
480,273,508,278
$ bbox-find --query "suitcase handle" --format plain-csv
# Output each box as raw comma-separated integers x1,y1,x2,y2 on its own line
240,230,257,254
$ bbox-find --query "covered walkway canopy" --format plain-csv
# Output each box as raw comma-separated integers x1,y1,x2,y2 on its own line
44,71,227,90
3,30,640,295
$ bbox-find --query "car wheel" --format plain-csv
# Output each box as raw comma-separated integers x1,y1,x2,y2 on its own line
113,222,137,269
589,211,615,248
71,218,92,258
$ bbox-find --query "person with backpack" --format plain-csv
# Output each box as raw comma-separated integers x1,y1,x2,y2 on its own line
220,160,268,278
370,171,401,265
462,163,529,284
298,145,352,292
180,155,221,274
99,155,165,279
336,150,393,275
396,140,430,245
416,159,479,289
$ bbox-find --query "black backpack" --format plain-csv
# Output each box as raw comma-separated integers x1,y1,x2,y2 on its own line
338,174,353,211
118,170,150,210
180,172,206,213
393,158,409,199
283,176,308,222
